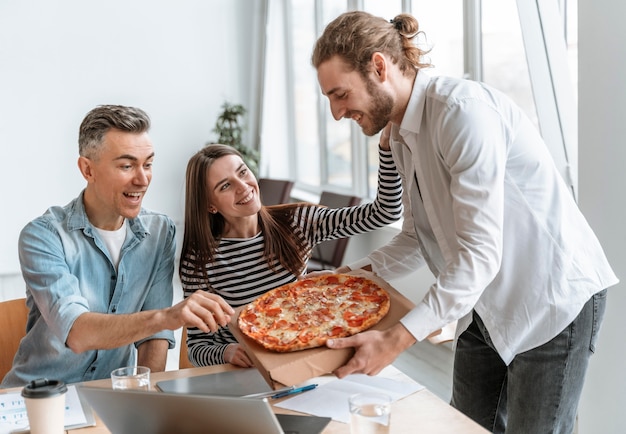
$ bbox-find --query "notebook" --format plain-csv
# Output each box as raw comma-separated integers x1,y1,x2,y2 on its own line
77,385,331,434
155,368,272,396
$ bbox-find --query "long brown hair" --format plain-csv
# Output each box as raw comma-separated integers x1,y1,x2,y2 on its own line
311,11,431,79
180,144,309,281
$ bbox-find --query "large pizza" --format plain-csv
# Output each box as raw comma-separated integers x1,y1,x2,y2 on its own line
237,273,390,352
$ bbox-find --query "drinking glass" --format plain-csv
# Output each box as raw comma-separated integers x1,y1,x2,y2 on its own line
349,392,392,434
110,366,150,390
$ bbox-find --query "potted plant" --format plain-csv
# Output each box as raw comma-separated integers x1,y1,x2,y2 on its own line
210,102,260,176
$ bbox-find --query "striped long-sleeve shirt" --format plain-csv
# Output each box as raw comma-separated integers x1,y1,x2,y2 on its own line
179,148,402,366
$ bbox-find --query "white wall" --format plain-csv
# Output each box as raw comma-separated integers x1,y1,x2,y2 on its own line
577,0,626,432
0,0,261,275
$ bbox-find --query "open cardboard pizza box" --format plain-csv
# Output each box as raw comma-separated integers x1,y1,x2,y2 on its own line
228,269,416,389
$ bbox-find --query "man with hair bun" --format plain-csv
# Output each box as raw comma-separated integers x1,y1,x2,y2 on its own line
312,10,617,433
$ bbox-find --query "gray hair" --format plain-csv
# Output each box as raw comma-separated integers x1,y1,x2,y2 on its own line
78,105,151,158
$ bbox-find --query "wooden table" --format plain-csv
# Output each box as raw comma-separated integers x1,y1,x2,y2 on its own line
60,364,487,434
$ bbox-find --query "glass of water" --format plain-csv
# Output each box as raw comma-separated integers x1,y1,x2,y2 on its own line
111,366,151,391
349,392,392,434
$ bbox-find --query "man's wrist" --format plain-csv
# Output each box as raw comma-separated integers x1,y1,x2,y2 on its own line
386,322,417,351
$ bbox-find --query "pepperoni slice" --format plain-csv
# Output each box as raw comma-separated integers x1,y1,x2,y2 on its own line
328,325,345,336
240,311,257,323
343,311,366,328
264,307,282,317
324,275,340,285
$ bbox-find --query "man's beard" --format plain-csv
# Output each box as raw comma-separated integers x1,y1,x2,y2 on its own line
361,78,394,136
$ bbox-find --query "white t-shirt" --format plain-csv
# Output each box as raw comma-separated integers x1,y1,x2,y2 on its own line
95,220,127,269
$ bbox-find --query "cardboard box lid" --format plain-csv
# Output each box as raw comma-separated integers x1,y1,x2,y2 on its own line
228,270,415,388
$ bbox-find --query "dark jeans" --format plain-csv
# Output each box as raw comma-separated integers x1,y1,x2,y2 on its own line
450,290,607,434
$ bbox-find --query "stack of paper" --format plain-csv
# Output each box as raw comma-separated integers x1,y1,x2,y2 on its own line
275,366,424,423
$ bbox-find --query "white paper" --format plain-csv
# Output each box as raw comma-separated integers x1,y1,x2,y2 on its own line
275,366,424,423
0,385,91,434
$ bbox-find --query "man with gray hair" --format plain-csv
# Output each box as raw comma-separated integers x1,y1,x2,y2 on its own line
2,105,234,387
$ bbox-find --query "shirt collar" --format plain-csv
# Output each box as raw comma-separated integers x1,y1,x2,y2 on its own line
66,190,91,231
67,189,148,238
399,69,430,136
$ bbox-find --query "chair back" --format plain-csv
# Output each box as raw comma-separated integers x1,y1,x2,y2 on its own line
308,191,362,271
0,298,28,380
179,326,194,369
258,178,294,205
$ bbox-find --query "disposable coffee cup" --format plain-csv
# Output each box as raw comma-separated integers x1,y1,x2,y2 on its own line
21,378,67,434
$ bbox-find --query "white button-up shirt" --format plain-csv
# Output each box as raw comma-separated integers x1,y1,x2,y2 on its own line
360,71,618,364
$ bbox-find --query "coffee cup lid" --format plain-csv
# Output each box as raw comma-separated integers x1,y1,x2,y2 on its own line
21,378,67,398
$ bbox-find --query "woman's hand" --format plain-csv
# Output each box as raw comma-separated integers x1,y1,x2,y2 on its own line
379,122,392,151
224,343,253,367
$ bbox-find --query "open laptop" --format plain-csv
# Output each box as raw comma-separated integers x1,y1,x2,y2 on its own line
77,386,331,434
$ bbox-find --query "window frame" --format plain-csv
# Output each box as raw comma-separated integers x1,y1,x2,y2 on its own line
260,0,577,199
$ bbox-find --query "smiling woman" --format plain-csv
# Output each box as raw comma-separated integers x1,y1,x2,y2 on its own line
204,153,262,239
178,142,403,368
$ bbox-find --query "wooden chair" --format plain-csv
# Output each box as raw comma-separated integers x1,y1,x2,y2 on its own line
307,191,362,272
258,178,294,205
178,326,194,369
0,298,29,380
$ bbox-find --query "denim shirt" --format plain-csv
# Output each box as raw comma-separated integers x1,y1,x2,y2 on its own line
1,191,176,388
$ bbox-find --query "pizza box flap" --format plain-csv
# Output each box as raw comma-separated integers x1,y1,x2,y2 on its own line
228,269,415,388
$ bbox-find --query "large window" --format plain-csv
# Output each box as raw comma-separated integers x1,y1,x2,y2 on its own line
482,0,537,127
261,0,578,199
289,1,322,187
